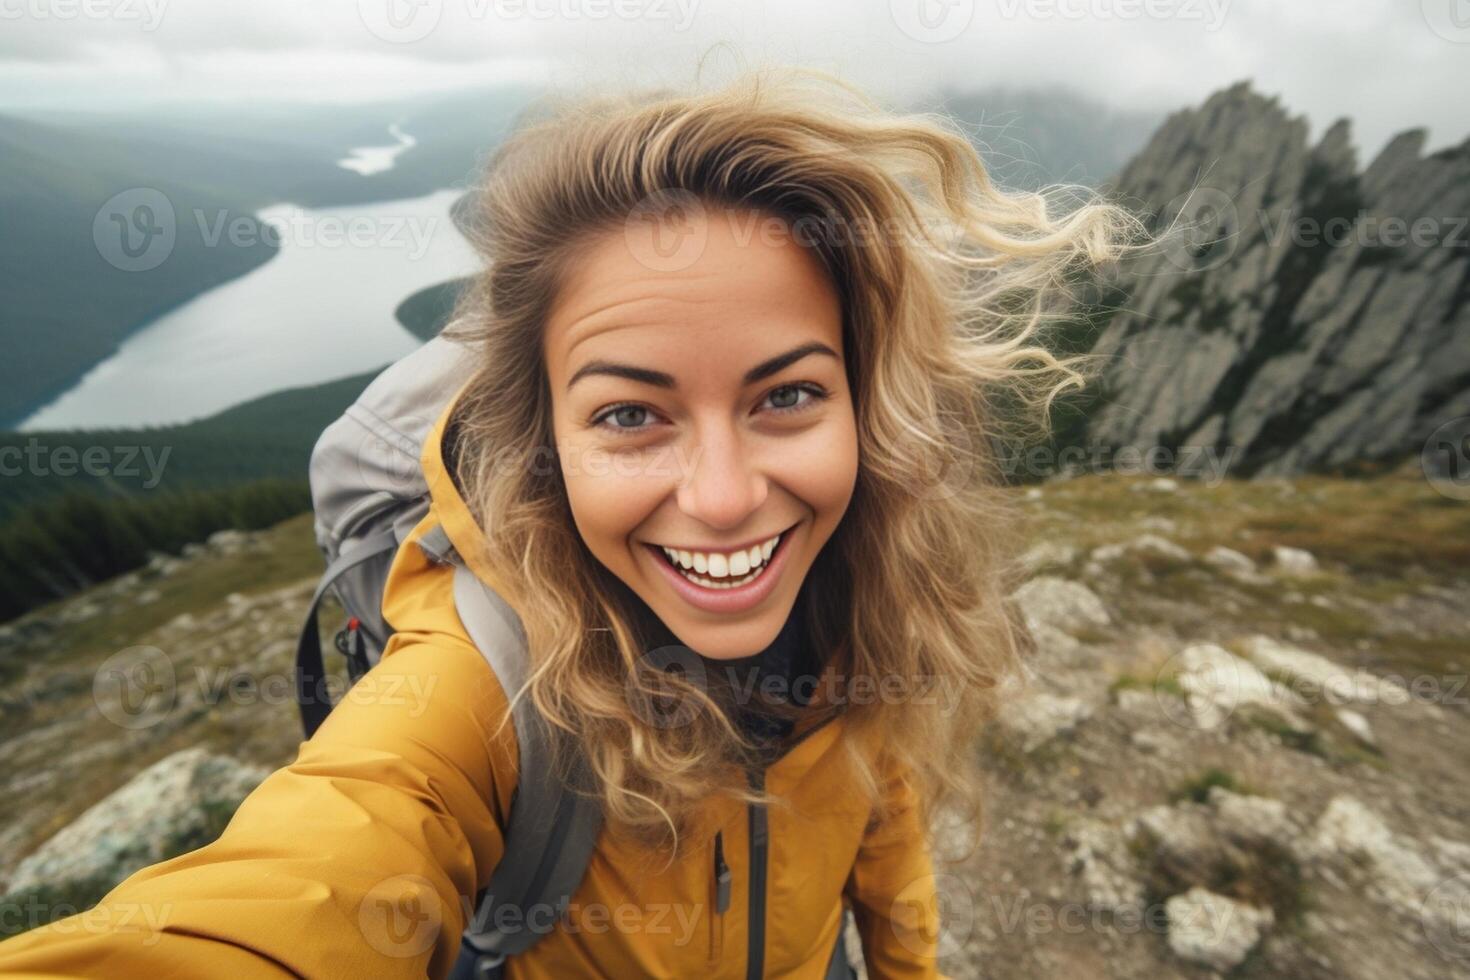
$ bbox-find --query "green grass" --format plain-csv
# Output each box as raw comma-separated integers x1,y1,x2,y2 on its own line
1109,671,1185,698
1168,767,1258,804
6,513,322,679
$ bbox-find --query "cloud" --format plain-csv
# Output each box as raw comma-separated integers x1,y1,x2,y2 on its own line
0,0,1465,157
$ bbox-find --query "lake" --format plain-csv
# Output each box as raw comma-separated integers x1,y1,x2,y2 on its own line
20,187,481,431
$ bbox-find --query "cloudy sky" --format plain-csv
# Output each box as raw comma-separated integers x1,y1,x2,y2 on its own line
1,0,1466,161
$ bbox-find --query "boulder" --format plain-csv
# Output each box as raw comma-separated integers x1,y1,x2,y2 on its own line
996,693,1094,752
1270,545,1320,576
1238,635,1409,706
1061,820,1146,915
1166,886,1275,970
1012,577,1111,635
1172,642,1309,731
2,748,269,899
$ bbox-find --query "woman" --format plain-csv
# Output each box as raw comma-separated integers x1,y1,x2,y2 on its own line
0,69,1140,978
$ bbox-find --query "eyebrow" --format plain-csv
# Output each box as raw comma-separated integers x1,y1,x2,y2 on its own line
566,341,840,392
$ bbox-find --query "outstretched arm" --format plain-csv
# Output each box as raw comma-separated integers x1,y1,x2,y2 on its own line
0,629,517,979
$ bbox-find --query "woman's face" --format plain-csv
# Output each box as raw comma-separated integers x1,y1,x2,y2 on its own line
544,205,859,660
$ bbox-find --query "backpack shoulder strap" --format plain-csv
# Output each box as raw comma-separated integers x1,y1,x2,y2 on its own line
294,529,401,737
436,542,604,979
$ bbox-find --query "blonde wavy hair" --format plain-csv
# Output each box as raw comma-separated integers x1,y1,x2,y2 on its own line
441,68,1146,865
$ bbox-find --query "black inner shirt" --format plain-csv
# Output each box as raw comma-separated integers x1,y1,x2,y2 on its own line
625,576,819,760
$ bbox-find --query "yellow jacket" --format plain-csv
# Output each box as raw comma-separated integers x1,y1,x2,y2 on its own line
0,387,946,979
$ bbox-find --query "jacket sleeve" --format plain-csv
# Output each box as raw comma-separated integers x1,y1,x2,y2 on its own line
0,627,517,979
842,752,953,980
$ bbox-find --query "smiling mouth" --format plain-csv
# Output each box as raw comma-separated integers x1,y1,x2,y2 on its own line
643,521,800,590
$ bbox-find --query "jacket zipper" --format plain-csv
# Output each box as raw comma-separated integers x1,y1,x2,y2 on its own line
746,766,769,980
714,709,845,976
711,828,731,963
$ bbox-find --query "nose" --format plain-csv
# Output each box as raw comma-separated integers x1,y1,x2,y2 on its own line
674,420,768,531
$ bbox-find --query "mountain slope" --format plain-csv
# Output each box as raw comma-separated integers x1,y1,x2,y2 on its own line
1074,81,1470,475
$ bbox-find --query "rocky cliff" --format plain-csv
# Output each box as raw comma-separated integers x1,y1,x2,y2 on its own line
1080,81,1470,476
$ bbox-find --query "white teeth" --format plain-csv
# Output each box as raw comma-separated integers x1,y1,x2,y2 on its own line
658,531,784,585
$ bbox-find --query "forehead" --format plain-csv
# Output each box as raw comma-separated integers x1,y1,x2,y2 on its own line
543,209,843,386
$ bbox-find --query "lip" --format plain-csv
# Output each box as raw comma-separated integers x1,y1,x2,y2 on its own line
641,521,800,615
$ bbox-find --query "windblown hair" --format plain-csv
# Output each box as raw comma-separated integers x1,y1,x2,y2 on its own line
442,68,1146,864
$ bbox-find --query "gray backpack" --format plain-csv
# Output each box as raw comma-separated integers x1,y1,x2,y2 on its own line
295,332,857,979
293,330,601,979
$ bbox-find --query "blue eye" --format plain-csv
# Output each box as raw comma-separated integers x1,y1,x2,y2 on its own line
591,383,830,436
604,405,652,430
765,383,828,414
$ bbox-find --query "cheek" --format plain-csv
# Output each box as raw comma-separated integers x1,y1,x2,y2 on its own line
559,444,680,553
768,413,860,522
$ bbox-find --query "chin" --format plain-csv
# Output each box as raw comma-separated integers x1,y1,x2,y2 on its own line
667,612,791,660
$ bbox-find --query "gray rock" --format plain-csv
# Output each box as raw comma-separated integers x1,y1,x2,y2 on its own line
1091,534,1191,565
1062,820,1146,915
1012,577,1111,635
1018,542,1079,575
1300,796,1442,912
1271,545,1320,576
997,692,1094,752
1129,803,1219,874
2,748,269,898
1166,886,1275,970
1206,787,1299,847
1296,795,1470,946
1335,708,1377,747
1172,642,1309,731
1239,635,1410,705
1129,728,1169,753
1131,534,1192,562
1204,545,1256,574
1076,80,1470,476
206,529,252,554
